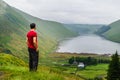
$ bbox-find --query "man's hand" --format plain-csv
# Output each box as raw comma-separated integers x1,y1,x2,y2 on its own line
33,37,38,51
36,48,39,52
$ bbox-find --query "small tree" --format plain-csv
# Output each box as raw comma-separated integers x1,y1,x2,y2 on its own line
69,57,74,64
107,51,120,80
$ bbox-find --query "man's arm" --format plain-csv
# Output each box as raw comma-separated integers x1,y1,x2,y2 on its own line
33,37,38,51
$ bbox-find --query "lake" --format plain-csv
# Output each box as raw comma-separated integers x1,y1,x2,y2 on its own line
57,34,120,54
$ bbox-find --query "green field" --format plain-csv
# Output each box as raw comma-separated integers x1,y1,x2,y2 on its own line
77,64,108,79
47,53,109,80
0,52,110,80
56,64,108,80
0,53,83,80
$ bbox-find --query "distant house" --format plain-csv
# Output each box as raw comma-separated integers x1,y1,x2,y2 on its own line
77,62,85,68
73,60,78,65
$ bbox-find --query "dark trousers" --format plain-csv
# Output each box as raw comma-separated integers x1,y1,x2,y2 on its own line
28,48,39,71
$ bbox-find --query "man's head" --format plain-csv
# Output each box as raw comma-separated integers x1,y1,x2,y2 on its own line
30,23,36,29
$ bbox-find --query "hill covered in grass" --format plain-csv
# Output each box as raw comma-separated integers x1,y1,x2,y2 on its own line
0,53,83,80
103,20,120,42
0,0,77,59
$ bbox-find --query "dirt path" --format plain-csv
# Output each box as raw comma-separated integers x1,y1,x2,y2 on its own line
0,71,4,79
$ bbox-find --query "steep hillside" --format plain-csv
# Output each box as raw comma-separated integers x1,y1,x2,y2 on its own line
103,20,120,42
95,25,111,35
14,8,76,40
0,0,76,59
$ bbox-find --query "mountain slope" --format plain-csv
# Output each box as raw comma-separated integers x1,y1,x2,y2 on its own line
0,0,76,59
13,8,76,40
103,20,120,42
95,25,111,35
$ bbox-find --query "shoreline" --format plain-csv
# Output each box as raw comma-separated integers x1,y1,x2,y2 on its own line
56,34,120,54
54,52,112,56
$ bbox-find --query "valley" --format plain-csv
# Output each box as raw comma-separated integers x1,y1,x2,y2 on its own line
1,0,120,80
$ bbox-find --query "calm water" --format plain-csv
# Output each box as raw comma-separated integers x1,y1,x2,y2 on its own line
57,34,120,54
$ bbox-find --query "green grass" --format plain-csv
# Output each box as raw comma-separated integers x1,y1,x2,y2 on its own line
103,20,120,42
77,64,108,79
53,64,108,80
0,53,26,66
47,53,109,80
52,64,108,80
0,52,109,80
0,53,83,80
0,65,83,80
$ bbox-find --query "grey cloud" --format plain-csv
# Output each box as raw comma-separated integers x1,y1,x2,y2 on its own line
3,0,120,24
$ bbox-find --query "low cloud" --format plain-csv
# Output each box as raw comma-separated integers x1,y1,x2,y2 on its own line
3,0,120,24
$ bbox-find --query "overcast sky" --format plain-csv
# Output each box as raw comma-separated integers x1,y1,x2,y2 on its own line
3,0,120,24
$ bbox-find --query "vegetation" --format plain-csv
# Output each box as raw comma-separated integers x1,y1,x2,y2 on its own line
0,48,113,80
0,53,83,80
107,51,120,80
0,53,26,67
48,53,110,80
0,65,82,80
77,64,108,79
0,52,110,80
68,56,110,65
103,20,120,42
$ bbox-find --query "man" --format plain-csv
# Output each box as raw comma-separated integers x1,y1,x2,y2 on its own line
26,23,39,71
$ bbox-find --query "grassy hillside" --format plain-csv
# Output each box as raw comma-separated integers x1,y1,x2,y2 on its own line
0,53,83,80
0,0,76,59
103,20,120,42
15,8,76,40
0,52,109,80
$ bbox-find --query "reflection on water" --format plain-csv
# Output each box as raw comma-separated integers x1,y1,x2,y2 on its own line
57,34,120,54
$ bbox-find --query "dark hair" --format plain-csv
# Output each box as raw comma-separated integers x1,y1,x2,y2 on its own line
30,23,36,29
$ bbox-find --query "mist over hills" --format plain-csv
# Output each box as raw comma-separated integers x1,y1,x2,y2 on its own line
64,24,104,34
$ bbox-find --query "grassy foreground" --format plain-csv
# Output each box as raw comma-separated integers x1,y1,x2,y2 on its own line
0,53,83,80
0,65,83,80
0,53,109,80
